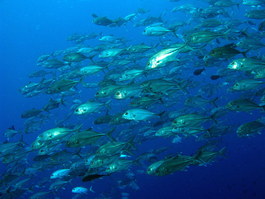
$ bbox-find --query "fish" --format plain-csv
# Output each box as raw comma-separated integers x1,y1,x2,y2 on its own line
146,47,180,69
185,30,229,44
105,159,135,173
66,128,113,147
243,0,265,7
193,144,225,165
172,113,215,128
41,59,66,69
72,187,88,194
226,98,265,112
231,79,264,91
43,98,64,112
143,24,173,36
147,154,196,176
50,169,70,179
118,69,145,81
99,48,123,58
46,79,80,94
96,140,135,157
7,0,265,197
237,120,265,137
21,108,43,119
193,68,205,76
82,173,110,182
114,86,142,100
32,126,81,149
74,100,111,115
246,9,265,19
122,109,162,121
210,44,247,58
92,14,115,26
4,126,20,139
228,58,265,72
63,52,87,62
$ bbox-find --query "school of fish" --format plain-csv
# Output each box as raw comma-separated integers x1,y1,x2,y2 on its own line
1,0,265,198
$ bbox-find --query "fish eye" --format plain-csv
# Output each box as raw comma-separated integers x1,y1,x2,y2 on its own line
124,112,128,115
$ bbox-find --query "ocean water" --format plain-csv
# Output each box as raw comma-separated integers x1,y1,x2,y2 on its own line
1,0,265,199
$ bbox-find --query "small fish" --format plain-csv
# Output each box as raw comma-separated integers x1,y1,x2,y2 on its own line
193,68,205,76
82,174,110,182
210,75,221,80
72,187,88,194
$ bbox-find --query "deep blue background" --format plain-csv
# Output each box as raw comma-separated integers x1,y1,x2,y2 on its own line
1,0,265,198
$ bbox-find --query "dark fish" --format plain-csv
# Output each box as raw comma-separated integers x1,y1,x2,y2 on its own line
82,173,110,182
210,44,247,58
33,154,50,161
193,68,205,76
92,14,114,26
43,98,64,112
21,108,43,119
46,79,80,94
210,75,221,80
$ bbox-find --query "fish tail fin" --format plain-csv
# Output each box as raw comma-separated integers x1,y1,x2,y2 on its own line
142,70,150,78
74,124,83,132
157,111,166,118
241,49,249,58
75,148,83,158
60,97,66,106
126,136,137,151
159,97,164,104
88,54,96,63
210,97,219,107
105,127,116,142
104,99,112,109
219,147,226,156
133,156,143,166
209,114,218,124
176,80,190,94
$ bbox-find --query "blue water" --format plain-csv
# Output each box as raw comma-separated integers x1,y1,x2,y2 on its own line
1,0,265,199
